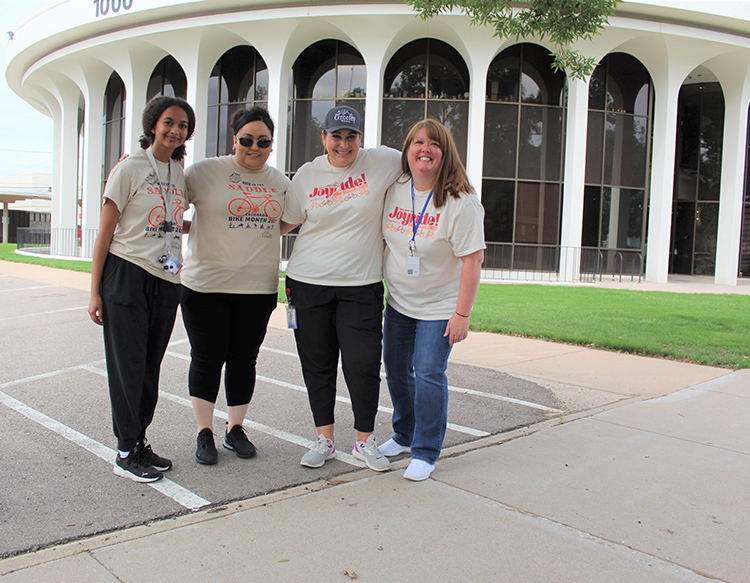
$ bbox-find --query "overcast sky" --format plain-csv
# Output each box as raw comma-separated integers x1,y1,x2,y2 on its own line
1,0,53,179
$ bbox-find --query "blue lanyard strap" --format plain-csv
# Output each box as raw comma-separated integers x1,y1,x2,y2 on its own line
410,179,434,244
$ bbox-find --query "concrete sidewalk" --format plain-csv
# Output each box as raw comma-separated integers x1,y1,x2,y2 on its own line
1,260,748,582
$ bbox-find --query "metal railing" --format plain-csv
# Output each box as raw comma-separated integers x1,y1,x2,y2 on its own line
16,228,51,250
19,231,644,285
16,227,97,259
482,243,643,283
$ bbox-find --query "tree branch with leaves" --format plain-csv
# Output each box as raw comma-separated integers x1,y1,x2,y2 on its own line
405,0,620,79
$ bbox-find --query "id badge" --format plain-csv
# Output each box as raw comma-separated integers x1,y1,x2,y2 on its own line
406,255,420,277
286,304,298,329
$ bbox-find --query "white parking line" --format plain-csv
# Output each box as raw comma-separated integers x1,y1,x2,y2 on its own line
0,388,210,510
259,345,560,414
0,305,88,321
0,285,57,293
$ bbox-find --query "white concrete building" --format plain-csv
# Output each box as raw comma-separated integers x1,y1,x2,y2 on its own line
5,0,750,283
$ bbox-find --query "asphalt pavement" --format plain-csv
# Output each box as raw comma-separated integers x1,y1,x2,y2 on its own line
1,260,748,582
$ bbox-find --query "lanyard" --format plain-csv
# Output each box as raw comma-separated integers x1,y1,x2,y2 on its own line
410,179,433,255
145,147,176,251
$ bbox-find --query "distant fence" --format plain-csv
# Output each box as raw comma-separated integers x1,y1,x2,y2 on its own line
16,231,643,284
482,243,643,284
16,227,97,259
16,228,51,249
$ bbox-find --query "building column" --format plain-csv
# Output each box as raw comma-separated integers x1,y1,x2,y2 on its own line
645,74,681,283
80,71,108,258
559,77,589,281
466,57,491,198
50,83,81,257
713,57,750,285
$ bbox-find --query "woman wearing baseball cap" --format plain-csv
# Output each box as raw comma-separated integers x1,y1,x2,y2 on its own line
281,105,402,472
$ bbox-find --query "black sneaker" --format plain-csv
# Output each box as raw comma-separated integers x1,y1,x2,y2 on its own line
136,439,172,472
195,428,218,465
223,424,257,459
114,449,163,483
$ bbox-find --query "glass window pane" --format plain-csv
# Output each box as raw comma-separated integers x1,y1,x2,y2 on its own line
515,182,543,244
483,103,518,179
428,40,469,100
542,183,560,245
294,40,336,99
205,105,218,157
606,53,650,115
585,111,604,184
381,100,424,150
146,70,162,102
384,40,428,98
163,56,187,99
697,87,724,201
694,202,718,275
518,105,562,181
619,188,645,249
426,101,468,163
291,100,333,171
486,45,520,103
337,48,366,99
481,179,515,242
588,63,606,110
582,185,601,247
521,44,565,106
255,62,269,101
604,113,648,188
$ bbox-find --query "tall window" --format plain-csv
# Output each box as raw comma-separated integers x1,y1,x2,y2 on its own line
382,38,469,160
147,56,187,102
670,82,724,275
582,53,652,275
207,46,269,157
482,43,566,270
102,72,126,193
287,40,366,174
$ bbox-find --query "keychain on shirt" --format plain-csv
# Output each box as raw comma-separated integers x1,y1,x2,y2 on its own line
406,180,433,277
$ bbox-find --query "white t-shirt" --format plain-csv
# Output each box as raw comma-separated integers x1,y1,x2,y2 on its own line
105,147,186,283
182,155,290,294
383,179,486,320
282,146,402,286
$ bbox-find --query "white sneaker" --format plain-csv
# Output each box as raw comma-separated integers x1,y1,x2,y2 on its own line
379,437,411,457
403,458,434,481
352,435,391,472
300,434,336,468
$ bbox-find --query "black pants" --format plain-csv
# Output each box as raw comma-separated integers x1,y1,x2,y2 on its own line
286,277,383,433
180,287,277,406
100,253,179,452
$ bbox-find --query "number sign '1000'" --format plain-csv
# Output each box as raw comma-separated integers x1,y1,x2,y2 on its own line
93,0,133,18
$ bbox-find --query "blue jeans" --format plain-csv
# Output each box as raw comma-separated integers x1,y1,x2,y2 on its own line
383,303,452,465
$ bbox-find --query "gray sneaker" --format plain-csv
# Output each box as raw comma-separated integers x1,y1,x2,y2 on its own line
352,435,391,472
301,434,336,468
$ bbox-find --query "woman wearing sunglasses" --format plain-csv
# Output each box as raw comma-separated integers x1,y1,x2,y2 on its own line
180,106,290,465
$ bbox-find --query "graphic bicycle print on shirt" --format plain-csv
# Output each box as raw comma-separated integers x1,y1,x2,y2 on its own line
228,190,283,219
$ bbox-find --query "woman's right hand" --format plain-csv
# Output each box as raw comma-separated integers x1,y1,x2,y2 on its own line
88,293,104,325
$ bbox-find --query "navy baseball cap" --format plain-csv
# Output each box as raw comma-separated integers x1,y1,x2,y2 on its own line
324,106,362,133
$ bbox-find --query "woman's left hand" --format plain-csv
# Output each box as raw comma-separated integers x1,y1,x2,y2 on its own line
444,313,470,346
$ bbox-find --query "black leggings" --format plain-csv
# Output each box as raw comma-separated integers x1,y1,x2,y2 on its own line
286,277,384,433
180,287,277,406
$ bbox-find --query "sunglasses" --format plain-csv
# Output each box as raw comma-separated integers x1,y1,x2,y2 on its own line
237,137,273,149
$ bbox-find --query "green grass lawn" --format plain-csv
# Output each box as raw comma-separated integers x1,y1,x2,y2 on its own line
4,244,748,369
0,243,92,273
